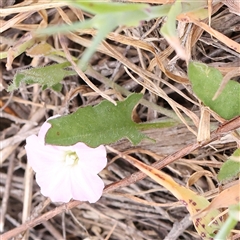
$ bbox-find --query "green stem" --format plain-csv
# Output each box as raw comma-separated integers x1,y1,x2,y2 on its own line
214,216,238,240
136,121,177,131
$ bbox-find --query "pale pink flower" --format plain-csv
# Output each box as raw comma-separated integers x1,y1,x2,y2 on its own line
25,115,107,203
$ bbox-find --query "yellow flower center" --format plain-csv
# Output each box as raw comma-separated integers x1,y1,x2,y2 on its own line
64,151,79,166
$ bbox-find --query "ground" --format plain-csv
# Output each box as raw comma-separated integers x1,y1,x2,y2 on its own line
1,1,240,240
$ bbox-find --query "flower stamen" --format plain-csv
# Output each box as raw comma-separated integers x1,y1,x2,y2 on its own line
65,151,79,166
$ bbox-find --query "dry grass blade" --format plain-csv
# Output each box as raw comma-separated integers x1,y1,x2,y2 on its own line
0,1,68,17
1,1,240,240
58,35,116,105
190,17,240,53
223,0,240,16
213,68,240,100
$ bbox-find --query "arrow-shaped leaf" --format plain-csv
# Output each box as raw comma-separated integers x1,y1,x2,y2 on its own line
45,93,147,147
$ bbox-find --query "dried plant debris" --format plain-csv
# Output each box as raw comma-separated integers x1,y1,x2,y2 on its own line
1,1,240,240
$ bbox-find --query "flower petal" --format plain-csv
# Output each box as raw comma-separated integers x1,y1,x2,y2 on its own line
26,115,106,203
70,167,105,203
25,135,65,173
36,164,73,202
74,143,107,174
38,115,61,141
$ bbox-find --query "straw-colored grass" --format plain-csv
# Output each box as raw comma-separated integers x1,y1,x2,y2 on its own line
1,1,239,239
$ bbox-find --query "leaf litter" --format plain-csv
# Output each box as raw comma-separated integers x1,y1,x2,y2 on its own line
1,1,240,240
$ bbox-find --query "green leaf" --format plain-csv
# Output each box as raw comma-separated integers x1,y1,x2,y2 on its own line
7,62,76,92
217,148,240,182
229,203,240,221
214,204,239,240
188,61,240,120
160,0,182,38
51,83,63,92
45,93,147,147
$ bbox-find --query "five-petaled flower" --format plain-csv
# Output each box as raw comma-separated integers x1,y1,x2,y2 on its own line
25,115,107,203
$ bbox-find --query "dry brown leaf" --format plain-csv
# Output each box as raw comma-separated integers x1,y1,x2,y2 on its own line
197,107,211,142
26,42,54,57
216,66,240,75
112,149,224,239
155,54,190,84
187,170,214,188
194,183,240,219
